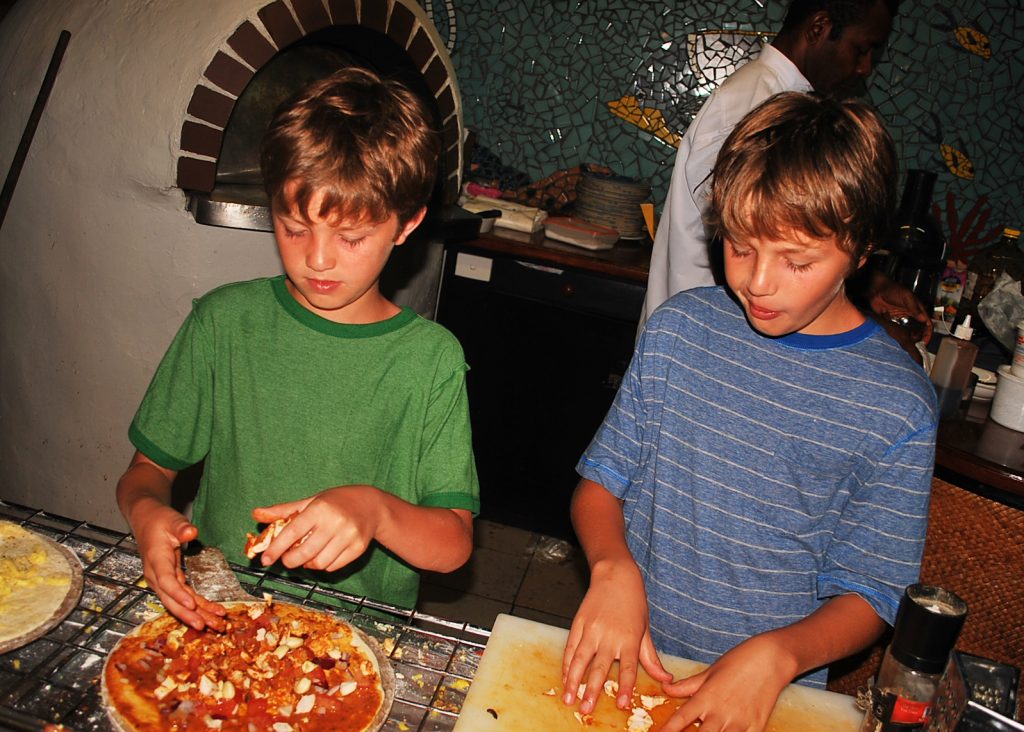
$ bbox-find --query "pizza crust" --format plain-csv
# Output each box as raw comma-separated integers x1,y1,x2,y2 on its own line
0,521,83,653
102,599,395,732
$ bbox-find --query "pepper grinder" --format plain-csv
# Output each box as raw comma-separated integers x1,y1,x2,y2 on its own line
860,584,968,732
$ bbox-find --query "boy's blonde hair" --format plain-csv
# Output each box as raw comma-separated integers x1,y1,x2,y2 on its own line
260,66,440,227
706,91,897,262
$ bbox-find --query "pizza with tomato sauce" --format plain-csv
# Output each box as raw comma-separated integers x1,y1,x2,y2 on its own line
102,599,393,732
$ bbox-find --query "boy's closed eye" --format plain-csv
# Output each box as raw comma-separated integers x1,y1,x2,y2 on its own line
728,240,818,273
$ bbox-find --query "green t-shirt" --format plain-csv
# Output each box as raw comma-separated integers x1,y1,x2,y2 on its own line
130,276,479,607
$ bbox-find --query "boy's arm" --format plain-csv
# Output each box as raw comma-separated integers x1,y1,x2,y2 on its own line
116,451,226,631
561,479,672,714
250,485,473,574
659,593,885,732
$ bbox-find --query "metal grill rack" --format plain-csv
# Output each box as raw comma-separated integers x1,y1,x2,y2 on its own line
0,500,491,731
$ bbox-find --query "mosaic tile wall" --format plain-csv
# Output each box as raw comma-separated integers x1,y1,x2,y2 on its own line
422,0,1023,256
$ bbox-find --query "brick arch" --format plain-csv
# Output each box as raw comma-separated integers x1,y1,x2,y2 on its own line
176,0,463,204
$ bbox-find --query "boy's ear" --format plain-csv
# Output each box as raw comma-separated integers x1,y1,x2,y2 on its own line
394,207,427,247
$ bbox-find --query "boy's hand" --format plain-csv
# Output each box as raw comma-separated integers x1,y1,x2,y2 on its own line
561,559,671,714
129,501,226,631
656,634,795,732
252,485,383,572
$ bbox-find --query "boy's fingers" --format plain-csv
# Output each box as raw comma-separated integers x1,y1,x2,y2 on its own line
252,498,310,523
173,521,198,544
581,655,613,713
663,668,705,698
562,626,583,680
615,656,639,709
639,637,673,683
263,523,317,567
562,647,592,705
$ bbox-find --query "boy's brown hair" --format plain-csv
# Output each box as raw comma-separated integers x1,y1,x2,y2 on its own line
706,91,897,263
260,66,440,227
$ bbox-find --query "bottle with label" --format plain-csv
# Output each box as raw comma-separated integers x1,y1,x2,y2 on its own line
929,315,979,418
859,584,968,732
958,227,1023,326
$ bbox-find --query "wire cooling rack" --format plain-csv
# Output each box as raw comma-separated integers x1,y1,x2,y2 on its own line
0,500,491,732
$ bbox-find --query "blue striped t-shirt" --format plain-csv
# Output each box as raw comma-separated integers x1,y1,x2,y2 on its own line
577,286,938,687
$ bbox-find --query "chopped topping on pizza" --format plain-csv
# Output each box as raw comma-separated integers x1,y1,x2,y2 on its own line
105,599,385,731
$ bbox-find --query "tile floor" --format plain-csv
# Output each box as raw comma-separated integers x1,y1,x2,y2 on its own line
416,519,590,631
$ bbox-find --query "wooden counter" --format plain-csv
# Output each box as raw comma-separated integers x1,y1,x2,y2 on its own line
934,398,1024,506
466,229,652,283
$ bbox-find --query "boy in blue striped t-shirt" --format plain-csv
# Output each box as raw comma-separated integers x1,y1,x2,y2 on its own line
562,92,938,731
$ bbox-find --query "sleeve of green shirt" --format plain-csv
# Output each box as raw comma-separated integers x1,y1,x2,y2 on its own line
128,307,214,471
417,349,480,514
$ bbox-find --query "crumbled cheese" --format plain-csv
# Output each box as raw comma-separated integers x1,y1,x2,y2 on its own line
295,694,315,715
626,707,654,732
198,674,217,697
640,694,667,710
153,676,178,700
604,680,619,697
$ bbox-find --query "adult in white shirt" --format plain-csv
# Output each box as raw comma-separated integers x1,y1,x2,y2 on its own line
644,0,930,340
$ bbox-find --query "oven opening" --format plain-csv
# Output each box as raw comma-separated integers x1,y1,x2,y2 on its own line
189,27,448,232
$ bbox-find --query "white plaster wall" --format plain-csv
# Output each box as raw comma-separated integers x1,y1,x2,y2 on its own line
0,1,289,529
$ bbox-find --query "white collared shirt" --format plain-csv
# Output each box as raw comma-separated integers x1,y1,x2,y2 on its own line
642,44,813,325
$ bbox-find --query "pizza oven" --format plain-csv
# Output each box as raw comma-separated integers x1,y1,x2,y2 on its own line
0,0,471,529
176,0,465,233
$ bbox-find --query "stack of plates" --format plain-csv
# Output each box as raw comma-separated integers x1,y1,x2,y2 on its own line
574,172,652,240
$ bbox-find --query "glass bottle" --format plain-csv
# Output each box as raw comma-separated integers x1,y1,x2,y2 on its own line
859,584,968,732
881,170,948,311
958,227,1024,326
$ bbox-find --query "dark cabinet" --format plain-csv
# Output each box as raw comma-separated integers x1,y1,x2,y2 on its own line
435,239,646,540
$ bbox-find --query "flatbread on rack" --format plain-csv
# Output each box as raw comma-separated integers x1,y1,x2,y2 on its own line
0,520,82,653
102,598,394,732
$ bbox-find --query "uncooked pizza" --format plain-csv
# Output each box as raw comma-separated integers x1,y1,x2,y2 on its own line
103,599,393,732
0,520,82,651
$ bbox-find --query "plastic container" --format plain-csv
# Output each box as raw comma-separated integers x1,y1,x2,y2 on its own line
929,316,980,418
1012,319,1024,377
990,364,1024,432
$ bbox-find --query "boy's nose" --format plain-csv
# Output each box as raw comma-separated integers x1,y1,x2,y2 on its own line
747,260,776,296
307,236,335,271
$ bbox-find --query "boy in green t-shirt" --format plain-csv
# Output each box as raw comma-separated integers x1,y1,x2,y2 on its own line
116,67,480,630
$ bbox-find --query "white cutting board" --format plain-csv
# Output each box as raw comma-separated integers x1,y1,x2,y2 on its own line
454,614,864,731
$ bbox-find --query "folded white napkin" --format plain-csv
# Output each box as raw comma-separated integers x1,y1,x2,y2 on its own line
461,195,548,233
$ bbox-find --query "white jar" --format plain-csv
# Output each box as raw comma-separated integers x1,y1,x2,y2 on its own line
990,364,1024,431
